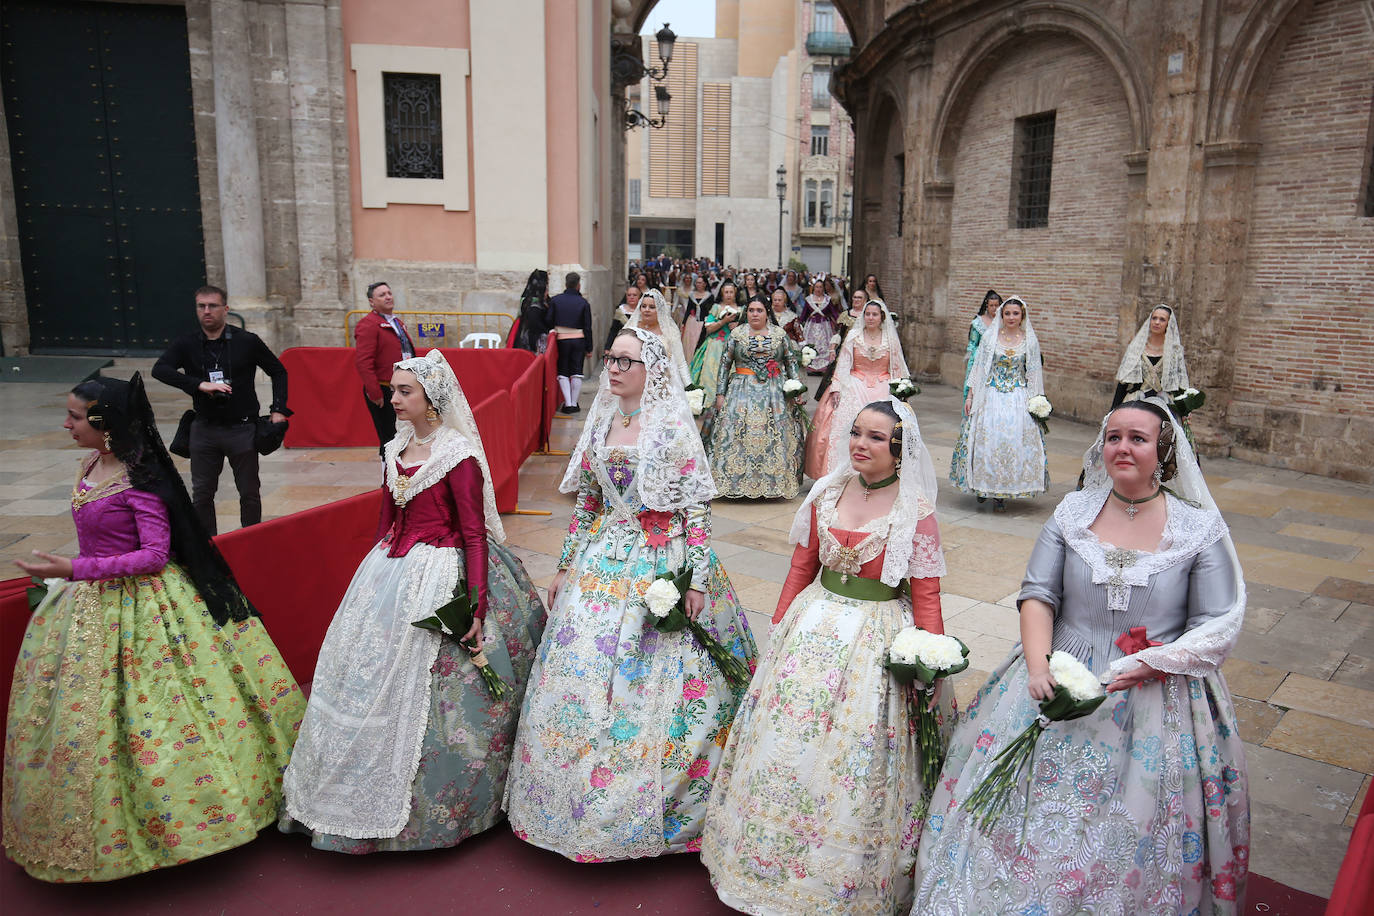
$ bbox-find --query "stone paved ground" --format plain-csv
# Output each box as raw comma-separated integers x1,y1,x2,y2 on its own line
1,359,1369,898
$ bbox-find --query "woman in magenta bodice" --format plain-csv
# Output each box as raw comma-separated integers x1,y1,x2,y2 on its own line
4,374,305,882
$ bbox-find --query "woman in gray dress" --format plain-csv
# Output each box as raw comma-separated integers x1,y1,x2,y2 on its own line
914,397,1250,915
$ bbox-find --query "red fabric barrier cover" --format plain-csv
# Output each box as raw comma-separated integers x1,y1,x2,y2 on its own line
1326,786,1374,915
212,489,383,683
282,347,536,449
1,577,31,715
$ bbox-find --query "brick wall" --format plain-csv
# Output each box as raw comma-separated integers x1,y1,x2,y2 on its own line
943,33,1131,395
1228,0,1374,478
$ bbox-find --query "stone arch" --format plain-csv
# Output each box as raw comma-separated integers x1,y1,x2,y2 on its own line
855,88,905,310
926,1,1148,181
624,0,866,45
1205,0,1314,142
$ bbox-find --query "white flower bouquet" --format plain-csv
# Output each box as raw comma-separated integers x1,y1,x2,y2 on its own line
1027,395,1053,435
644,569,751,688
889,378,921,400
718,306,741,323
684,385,706,416
886,627,970,794
1170,387,1206,416
412,579,506,697
782,379,806,398
800,345,818,367
963,651,1107,837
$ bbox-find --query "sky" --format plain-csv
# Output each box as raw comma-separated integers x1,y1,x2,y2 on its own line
640,0,716,39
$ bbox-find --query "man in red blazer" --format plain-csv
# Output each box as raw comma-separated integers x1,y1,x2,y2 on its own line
354,281,416,455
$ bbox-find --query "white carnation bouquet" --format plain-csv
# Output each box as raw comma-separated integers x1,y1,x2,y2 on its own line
1026,395,1052,434
782,379,806,399
889,378,921,400
887,627,970,794
963,651,1107,838
684,384,705,416
800,345,818,368
644,569,750,688
1170,387,1206,417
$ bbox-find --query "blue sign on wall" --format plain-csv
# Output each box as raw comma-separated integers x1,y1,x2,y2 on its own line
417,322,445,338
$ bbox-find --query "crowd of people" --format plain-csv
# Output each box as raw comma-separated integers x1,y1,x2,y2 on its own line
4,257,1251,915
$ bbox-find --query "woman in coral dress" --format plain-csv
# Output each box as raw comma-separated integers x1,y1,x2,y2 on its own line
505,328,758,861
805,300,909,480
703,400,953,915
5,374,305,881
281,350,544,853
914,398,1250,914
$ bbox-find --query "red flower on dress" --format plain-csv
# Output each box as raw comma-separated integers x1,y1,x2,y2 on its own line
639,509,674,548
764,359,781,378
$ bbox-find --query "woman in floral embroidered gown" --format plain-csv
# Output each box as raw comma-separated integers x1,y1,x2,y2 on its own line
1113,305,1189,409
961,289,1000,391
689,281,744,404
5,374,305,881
708,299,806,499
281,350,544,853
914,398,1250,915
949,295,1048,510
681,274,714,356
505,328,758,862
799,279,839,374
702,401,952,915
806,300,909,480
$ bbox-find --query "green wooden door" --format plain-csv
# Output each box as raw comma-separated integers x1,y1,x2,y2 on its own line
2,0,207,353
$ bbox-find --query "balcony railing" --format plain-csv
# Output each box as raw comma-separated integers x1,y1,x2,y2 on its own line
805,30,852,58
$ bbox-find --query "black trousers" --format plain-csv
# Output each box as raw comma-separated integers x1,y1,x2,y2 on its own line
189,418,260,535
365,389,397,456
557,337,588,377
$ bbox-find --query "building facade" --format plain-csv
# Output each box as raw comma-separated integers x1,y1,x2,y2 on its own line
635,0,1374,482
625,1,795,270
0,0,616,355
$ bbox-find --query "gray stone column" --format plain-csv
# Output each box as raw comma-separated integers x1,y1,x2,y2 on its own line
284,0,346,346
210,0,269,320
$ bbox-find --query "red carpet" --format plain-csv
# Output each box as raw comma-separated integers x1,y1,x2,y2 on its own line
0,823,737,915
0,819,1331,915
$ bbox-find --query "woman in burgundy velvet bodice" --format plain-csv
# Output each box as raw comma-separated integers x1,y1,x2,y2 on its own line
281,349,544,856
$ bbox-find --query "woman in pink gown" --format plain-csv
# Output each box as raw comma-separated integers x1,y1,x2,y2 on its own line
805,300,909,480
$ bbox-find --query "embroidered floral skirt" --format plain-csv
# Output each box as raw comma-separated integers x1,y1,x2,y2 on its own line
913,650,1250,914
708,375,805,499
701,582,955,915
280,540,544,853
690,332,730,403
504,529,757,862
801,318,837,373
3,564,305,881
950,386,1048,499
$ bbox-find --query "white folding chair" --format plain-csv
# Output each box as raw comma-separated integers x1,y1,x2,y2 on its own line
459,332,501,349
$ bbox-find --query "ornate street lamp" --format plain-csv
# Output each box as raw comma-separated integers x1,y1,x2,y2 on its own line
613,23,677,130
776,164,788,269
841,189,853,279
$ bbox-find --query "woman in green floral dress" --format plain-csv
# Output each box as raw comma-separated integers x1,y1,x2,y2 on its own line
5,374,305,881
708,299,806,499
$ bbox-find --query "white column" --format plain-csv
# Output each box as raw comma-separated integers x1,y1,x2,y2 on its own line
209,0,267,307
470,0,548,271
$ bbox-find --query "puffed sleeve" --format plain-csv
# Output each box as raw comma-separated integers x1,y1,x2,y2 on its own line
375,479,397,543
558,457,603,569
683,502,711,592
774,505,821,624
70,489,171,580
908,514,944,633
446,457,490,620
715,333,737,397
1185,540,1238,631
1018,516,1066,615
778,330,800,382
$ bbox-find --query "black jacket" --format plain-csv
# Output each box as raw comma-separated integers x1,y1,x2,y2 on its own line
153,326,291,424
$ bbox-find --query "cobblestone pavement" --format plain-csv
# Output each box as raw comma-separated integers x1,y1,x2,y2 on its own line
1,359,1369,898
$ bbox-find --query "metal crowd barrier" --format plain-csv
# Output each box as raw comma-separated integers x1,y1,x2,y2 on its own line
342,310,515,348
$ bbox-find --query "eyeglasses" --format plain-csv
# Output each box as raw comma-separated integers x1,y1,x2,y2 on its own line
602,354,646,372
